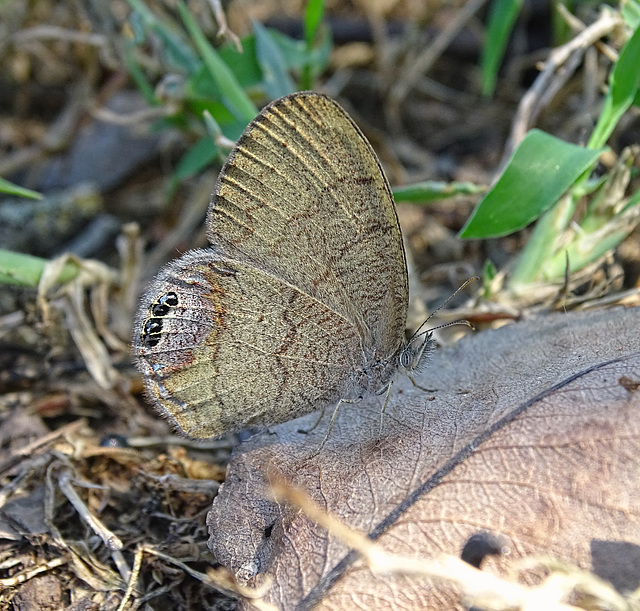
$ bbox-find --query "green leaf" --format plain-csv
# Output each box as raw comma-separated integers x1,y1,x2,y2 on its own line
126,0,199,73
508,192,575,287
622,0,640,29
301,0,329,90
0,249,78,287
218,35,263,89
123,43,158,106
219,31,331,92
459,129,604,239
202,110,225,142
184,88,247,142
177,1,257,123
393,180,486,204
252,20,296,99
480,0,523,97
172,136,219,184
304,0,325,46
541,207,640,279
270,29,330,72
0,178,42,200
482,259,498,297
588,22,640,148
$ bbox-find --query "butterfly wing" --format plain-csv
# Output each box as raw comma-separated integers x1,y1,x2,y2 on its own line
134,250,364,438
208,92,408,360
133,93,409,438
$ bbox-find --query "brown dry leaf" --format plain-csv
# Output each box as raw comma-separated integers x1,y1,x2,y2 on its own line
207,306,640,610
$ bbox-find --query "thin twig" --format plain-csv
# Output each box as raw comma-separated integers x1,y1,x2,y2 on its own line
270,475,586,611
0,419,85,477
556,4,619,63
388,0,488,127
90,103,176,126
0,557,67,587
116,545,144,611
140,545,277,610
207,0,242,52
126,435,233,451
12,25,107,46
502,8,620,168
58,469,123,551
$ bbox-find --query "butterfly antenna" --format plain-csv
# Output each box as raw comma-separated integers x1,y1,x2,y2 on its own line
410,276,479,341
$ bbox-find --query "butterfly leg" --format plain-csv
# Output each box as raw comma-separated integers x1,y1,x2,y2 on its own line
408,375,436,393
298,407,326,435
378,382,394,436
305,396,362,458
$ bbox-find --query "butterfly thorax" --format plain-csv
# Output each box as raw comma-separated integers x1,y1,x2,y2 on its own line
352,344,398,397
352,329,434,397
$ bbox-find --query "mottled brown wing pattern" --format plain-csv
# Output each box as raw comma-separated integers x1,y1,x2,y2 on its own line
208,92,408,358
133,92,409,439
134,250,363,438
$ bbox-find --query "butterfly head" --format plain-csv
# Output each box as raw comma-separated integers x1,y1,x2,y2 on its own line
397,330,434,376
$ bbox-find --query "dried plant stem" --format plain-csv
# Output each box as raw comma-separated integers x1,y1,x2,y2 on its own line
12,25,107,46
116,546,144,611
0,557,67,587
140,546,277,610
270,477,597,611
206,0,242,52
388,0,488,128
556,4,619,63
502,8,620,167
58,469,123,551
0,419,85,479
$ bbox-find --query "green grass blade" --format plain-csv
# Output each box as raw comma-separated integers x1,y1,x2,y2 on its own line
482,258,498,297
304,0,325,46
0,178,42,200
126,0,199,73
217,30,330,92
218,35,262,89
123,43,158,106
301,0,328,89
0,249,78,287
622,0,640,29
393,181,486,203
459,129,604,239
588,22,640,148
480,0,523,97
172,136,219,184
541,209,640,279
177,1,257,123
508,193,575,288
252,20,296,99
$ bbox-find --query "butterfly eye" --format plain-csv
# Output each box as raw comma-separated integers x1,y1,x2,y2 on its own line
399,347,413,369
